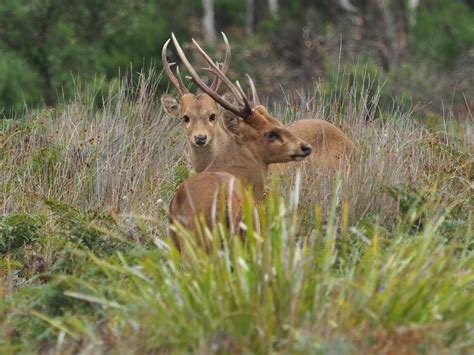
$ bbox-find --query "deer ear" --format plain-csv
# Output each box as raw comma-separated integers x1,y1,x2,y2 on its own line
221,110,240,135
161,94,181,117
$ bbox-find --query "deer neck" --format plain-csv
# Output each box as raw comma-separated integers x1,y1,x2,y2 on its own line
189,143,218,173
206,138,268,201
188,124,230,173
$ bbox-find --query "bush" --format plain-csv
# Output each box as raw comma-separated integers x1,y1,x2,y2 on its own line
0,213,44,253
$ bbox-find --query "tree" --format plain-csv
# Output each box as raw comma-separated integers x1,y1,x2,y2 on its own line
0,0,198,109
268,0,278,17
0,1,128,106
337,0,358,13
246,0,255,36
353,0,410,70
0,1,67,106
202,0,216,45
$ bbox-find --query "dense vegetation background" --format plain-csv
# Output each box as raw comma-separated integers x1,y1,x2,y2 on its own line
0,0,473,117
1,1,473,353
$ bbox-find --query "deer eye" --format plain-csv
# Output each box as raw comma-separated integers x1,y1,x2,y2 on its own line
183,115,190,123
265,131,280,142
209,113,216,122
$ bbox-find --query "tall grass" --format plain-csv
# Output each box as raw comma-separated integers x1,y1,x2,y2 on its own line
2,69,186,219
2,67,472,226
9,182,472,353
2,67,471,227
1,66,472,353
275,68,471,229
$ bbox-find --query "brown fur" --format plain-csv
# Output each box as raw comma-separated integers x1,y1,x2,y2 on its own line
282,118,356,172
161,93,230,172
169,172,243,253
169,106,310,251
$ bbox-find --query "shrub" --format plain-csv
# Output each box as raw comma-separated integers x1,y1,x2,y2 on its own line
0,213,44,253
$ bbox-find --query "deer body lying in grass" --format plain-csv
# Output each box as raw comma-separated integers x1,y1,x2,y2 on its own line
283,118,356,171
161,33,355,174
167,34,312,252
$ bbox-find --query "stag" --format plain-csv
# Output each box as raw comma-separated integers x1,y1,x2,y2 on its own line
161,34,355,174
168,34,312,252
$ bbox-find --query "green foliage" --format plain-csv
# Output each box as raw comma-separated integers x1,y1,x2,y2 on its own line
322,59,391,120
215,0,245,29
386,183,472,246
44,200,128,254
30,146,60,178
0,213,44,253
161,160,191,201
1,279,99,351
0,54,42,115
413,0,474,68
1,0,472,114
0,0,199,110
12,189,473,353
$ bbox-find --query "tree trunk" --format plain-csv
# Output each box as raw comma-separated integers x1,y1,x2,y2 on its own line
202,0,216,46
408,0,420,9
268,0,278,17
370,0,409,70
392,0,409,64
40,65,55,107
371,0,393,70
246,0,254,36
337,0,358,13
408,0,420,25
465,0,474,9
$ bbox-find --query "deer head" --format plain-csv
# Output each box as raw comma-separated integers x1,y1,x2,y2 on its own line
160,33,231,149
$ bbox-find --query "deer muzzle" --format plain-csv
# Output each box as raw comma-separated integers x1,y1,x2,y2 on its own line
291,144,312,161
194,134,208,146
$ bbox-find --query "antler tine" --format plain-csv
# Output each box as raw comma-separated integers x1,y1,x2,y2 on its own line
175,65,187,93
162,38,189,95
210,32,232,91
171,33,250,119
246,74,260,106
202,67,244,106
236,81,252,115
221,32,231,75
192,39,239,103
235,81,252,114
191,38,248,107
209,62,221,91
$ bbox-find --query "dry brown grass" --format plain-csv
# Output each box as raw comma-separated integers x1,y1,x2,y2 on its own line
1,69,472,236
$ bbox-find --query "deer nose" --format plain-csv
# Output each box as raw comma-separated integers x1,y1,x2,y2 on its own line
194,134,208,146
301,144,312,156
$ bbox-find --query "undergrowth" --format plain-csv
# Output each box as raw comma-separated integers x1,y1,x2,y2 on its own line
1,67,472,353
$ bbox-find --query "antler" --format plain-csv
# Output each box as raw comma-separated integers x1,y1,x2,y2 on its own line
209,32,231,91
162,38,189,95
171,33,252,119
191,38,247,106
246,74,260,106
